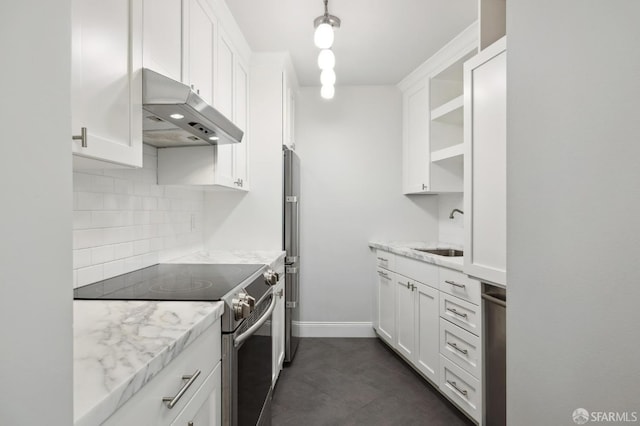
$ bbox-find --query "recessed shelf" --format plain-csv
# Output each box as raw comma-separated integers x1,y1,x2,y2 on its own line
431,143,464,162
430,95,463,124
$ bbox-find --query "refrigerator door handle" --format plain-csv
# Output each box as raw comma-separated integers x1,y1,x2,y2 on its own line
286,195,300,259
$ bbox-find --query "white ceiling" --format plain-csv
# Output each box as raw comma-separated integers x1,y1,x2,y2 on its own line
224,0,478,86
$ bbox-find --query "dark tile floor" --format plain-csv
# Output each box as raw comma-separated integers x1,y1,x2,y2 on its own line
272,338,474,426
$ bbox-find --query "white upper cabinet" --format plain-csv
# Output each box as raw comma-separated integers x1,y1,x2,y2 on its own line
142,0,182,82
463,37,507,286
402,78,430,193
215,28,235,118
71,0,143,168
184,0,215,104
282,67,298,150
233,59,249,189
213,28,237,188
398,22,478,194
150,0,252,190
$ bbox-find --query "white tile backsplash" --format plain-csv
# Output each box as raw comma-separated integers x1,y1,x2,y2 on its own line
72,145,204,287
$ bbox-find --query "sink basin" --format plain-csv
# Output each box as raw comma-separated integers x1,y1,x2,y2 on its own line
413,248,463,257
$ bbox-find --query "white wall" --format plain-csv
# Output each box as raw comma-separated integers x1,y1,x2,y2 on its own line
203,54,286,251
73,145,205,287
296,86,439,332
507,1,640,424
438,193,464,247
0,1,73,424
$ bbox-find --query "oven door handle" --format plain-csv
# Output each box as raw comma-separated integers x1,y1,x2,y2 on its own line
234,293,277,348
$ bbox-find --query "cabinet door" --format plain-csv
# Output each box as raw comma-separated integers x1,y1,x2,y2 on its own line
71,0,143,168
376,268,395,346
282,69,296,149
395,276,415,360
463,38,507,286
272,278,285,386
185,0,214,104
233,59,249,190
402,78,430,194
143,0,182,81
414,282,439,383
213,29,236,186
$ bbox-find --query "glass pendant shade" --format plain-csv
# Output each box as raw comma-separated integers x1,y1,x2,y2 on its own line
317,49,335,70
314,23,334,49
320,69,336,86
321,84,335,99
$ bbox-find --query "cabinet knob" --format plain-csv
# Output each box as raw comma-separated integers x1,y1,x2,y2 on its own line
72,127,88,148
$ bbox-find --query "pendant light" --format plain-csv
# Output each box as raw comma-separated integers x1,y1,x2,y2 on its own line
313,0,340,99
313,0,340,49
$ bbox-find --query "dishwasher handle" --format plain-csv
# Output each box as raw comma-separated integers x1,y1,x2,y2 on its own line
482,292,506,308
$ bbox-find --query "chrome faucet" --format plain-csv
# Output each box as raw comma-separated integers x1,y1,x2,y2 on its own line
449,209,464,219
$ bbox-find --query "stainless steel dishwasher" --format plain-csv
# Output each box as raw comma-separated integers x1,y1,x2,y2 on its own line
482,285,506,426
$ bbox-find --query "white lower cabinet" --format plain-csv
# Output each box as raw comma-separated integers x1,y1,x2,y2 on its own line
440,318,481,378
376,267,396,346
414,282,440,383
272,273,285,386
373,249,483,424
440,355,482,422
172,363,221,426
103,320,221,426
440,292,480,336
375,254,440,382
395,276,416,360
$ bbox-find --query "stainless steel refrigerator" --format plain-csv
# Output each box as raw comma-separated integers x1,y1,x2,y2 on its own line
283,146,300,363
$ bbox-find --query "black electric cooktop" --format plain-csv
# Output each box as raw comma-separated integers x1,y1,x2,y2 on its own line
73,263,265,301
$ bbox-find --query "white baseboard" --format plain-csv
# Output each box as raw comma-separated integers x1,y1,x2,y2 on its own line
293,321,376,338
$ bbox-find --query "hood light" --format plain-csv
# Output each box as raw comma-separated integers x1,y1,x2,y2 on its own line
170,113,184,120
209,136,219,141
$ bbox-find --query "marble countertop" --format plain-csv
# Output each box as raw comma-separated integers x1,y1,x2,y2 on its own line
167,250,286,271
73,300,224,426
369,241,463,271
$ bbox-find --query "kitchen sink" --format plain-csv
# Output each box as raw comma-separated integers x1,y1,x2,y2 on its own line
413,248,463,257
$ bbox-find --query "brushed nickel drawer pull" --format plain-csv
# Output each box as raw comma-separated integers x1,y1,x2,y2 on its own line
445,280,466,288
447,380,468,397
446,307,468,318
162,370,201,409
376,257,388,262
447,341,469,355
377,271,389,278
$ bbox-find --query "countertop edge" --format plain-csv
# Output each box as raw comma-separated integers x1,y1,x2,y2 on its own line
369,241,464,272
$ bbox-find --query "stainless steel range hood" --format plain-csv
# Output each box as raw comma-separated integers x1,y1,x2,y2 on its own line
142,68,243,148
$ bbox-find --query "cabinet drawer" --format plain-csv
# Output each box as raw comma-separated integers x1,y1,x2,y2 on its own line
439,355,481,422
440,293,480,336
439,268,481,305
439,318,481,378
376,250,395,270
171,361,221,426
395,255,438,288
103,320,221,426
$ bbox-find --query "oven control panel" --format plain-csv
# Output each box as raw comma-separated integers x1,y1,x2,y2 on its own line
232,291,256,320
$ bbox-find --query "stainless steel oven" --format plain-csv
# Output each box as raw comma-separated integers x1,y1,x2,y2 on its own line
222,287,276,426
